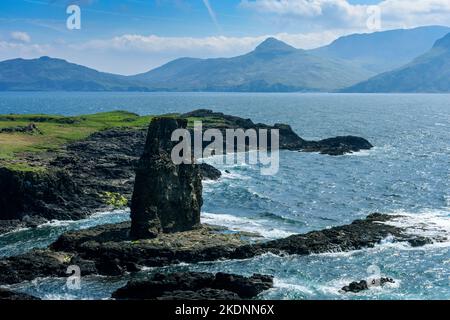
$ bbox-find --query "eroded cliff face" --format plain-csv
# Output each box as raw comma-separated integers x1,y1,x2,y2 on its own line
0,167,80,221
130,118,203,239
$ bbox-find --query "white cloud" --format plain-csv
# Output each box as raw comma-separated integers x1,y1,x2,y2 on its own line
240,0,450,31
77,32,339,56
0,32,342,74
10,31,32,43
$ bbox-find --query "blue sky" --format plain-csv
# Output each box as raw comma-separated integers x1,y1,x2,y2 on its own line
1,0,450,74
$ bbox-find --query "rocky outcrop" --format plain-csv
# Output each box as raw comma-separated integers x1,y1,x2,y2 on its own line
0,109,373,233
302,136,374,156
183,109,373,155
49,223,247,277
130,118,203,239
0,289,40,300
231,213,433,259
112,272,273,300
0,213,439,286
0,167,81,221
341,277,395,293
199,163,222,180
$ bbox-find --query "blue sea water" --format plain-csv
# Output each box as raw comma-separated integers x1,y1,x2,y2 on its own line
0,92,449,300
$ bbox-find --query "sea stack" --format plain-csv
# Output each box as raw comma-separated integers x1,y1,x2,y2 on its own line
130,118,203,239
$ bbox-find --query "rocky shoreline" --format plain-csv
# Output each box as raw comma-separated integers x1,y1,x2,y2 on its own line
0,110,386,300
0,212,441,288
0,109,373,234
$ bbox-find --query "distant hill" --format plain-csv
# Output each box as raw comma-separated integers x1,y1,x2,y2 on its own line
0,56,149,91
131,38,373,92
310,26,450,74
343,33,450,93
2,26,450,92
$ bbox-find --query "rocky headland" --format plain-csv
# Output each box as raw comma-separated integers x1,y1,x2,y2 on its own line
0,113,442,301
0,109,373,234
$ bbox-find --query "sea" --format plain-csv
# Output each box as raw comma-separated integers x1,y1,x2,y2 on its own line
0,92,449,300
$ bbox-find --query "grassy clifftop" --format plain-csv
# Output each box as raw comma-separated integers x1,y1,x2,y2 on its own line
0,111,155,171
0,110,225,172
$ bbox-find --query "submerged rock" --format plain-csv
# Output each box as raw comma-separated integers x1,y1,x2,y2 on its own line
130,118,203,239
112,272,273,300
341,277,395,293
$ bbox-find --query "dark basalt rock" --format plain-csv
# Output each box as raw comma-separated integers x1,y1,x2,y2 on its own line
0,213,441,286
183,109,372,155
199,163,222,180
50,223,247,276
341,277,395,293
0,289,40,300
130,118,203,239
0,167,82,221
302,136,374,156
231,213,437,259
0,109,372,231
158,289,240,300
0,250,70,285
112,272,273,300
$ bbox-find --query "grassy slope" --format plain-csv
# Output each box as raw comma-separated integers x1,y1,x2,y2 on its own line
0,111,154,171
0,111,224,172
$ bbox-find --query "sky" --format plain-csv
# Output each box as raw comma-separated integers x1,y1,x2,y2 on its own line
1,0,450,74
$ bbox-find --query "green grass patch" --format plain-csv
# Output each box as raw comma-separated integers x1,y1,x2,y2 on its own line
0,111,155,170
0,110,224,172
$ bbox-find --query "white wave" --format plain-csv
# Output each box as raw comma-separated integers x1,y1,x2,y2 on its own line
345,148,374,157
201,212,295,239
221,171,249,180
37,209,130,229
382,209,450,245
0,226,30,237
273,279,315,295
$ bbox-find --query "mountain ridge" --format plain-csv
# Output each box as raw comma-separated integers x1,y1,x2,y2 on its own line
2,26,450,92
343,32,450,93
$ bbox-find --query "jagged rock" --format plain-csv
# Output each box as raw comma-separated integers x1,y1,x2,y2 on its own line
50,223,247,277
0,289,40,300
112,272,273,300
0,110,372,233
341,277,395,293
0,249,97,285
0,167,82,221
302,136,374,156
199,163,222,180
0,213,442,286
231,213,435,259
130,118,203,239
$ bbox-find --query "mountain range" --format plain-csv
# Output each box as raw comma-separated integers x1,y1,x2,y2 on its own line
310,26,450,74
1,26,449,93
131,38,372,92
343,32,450,93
